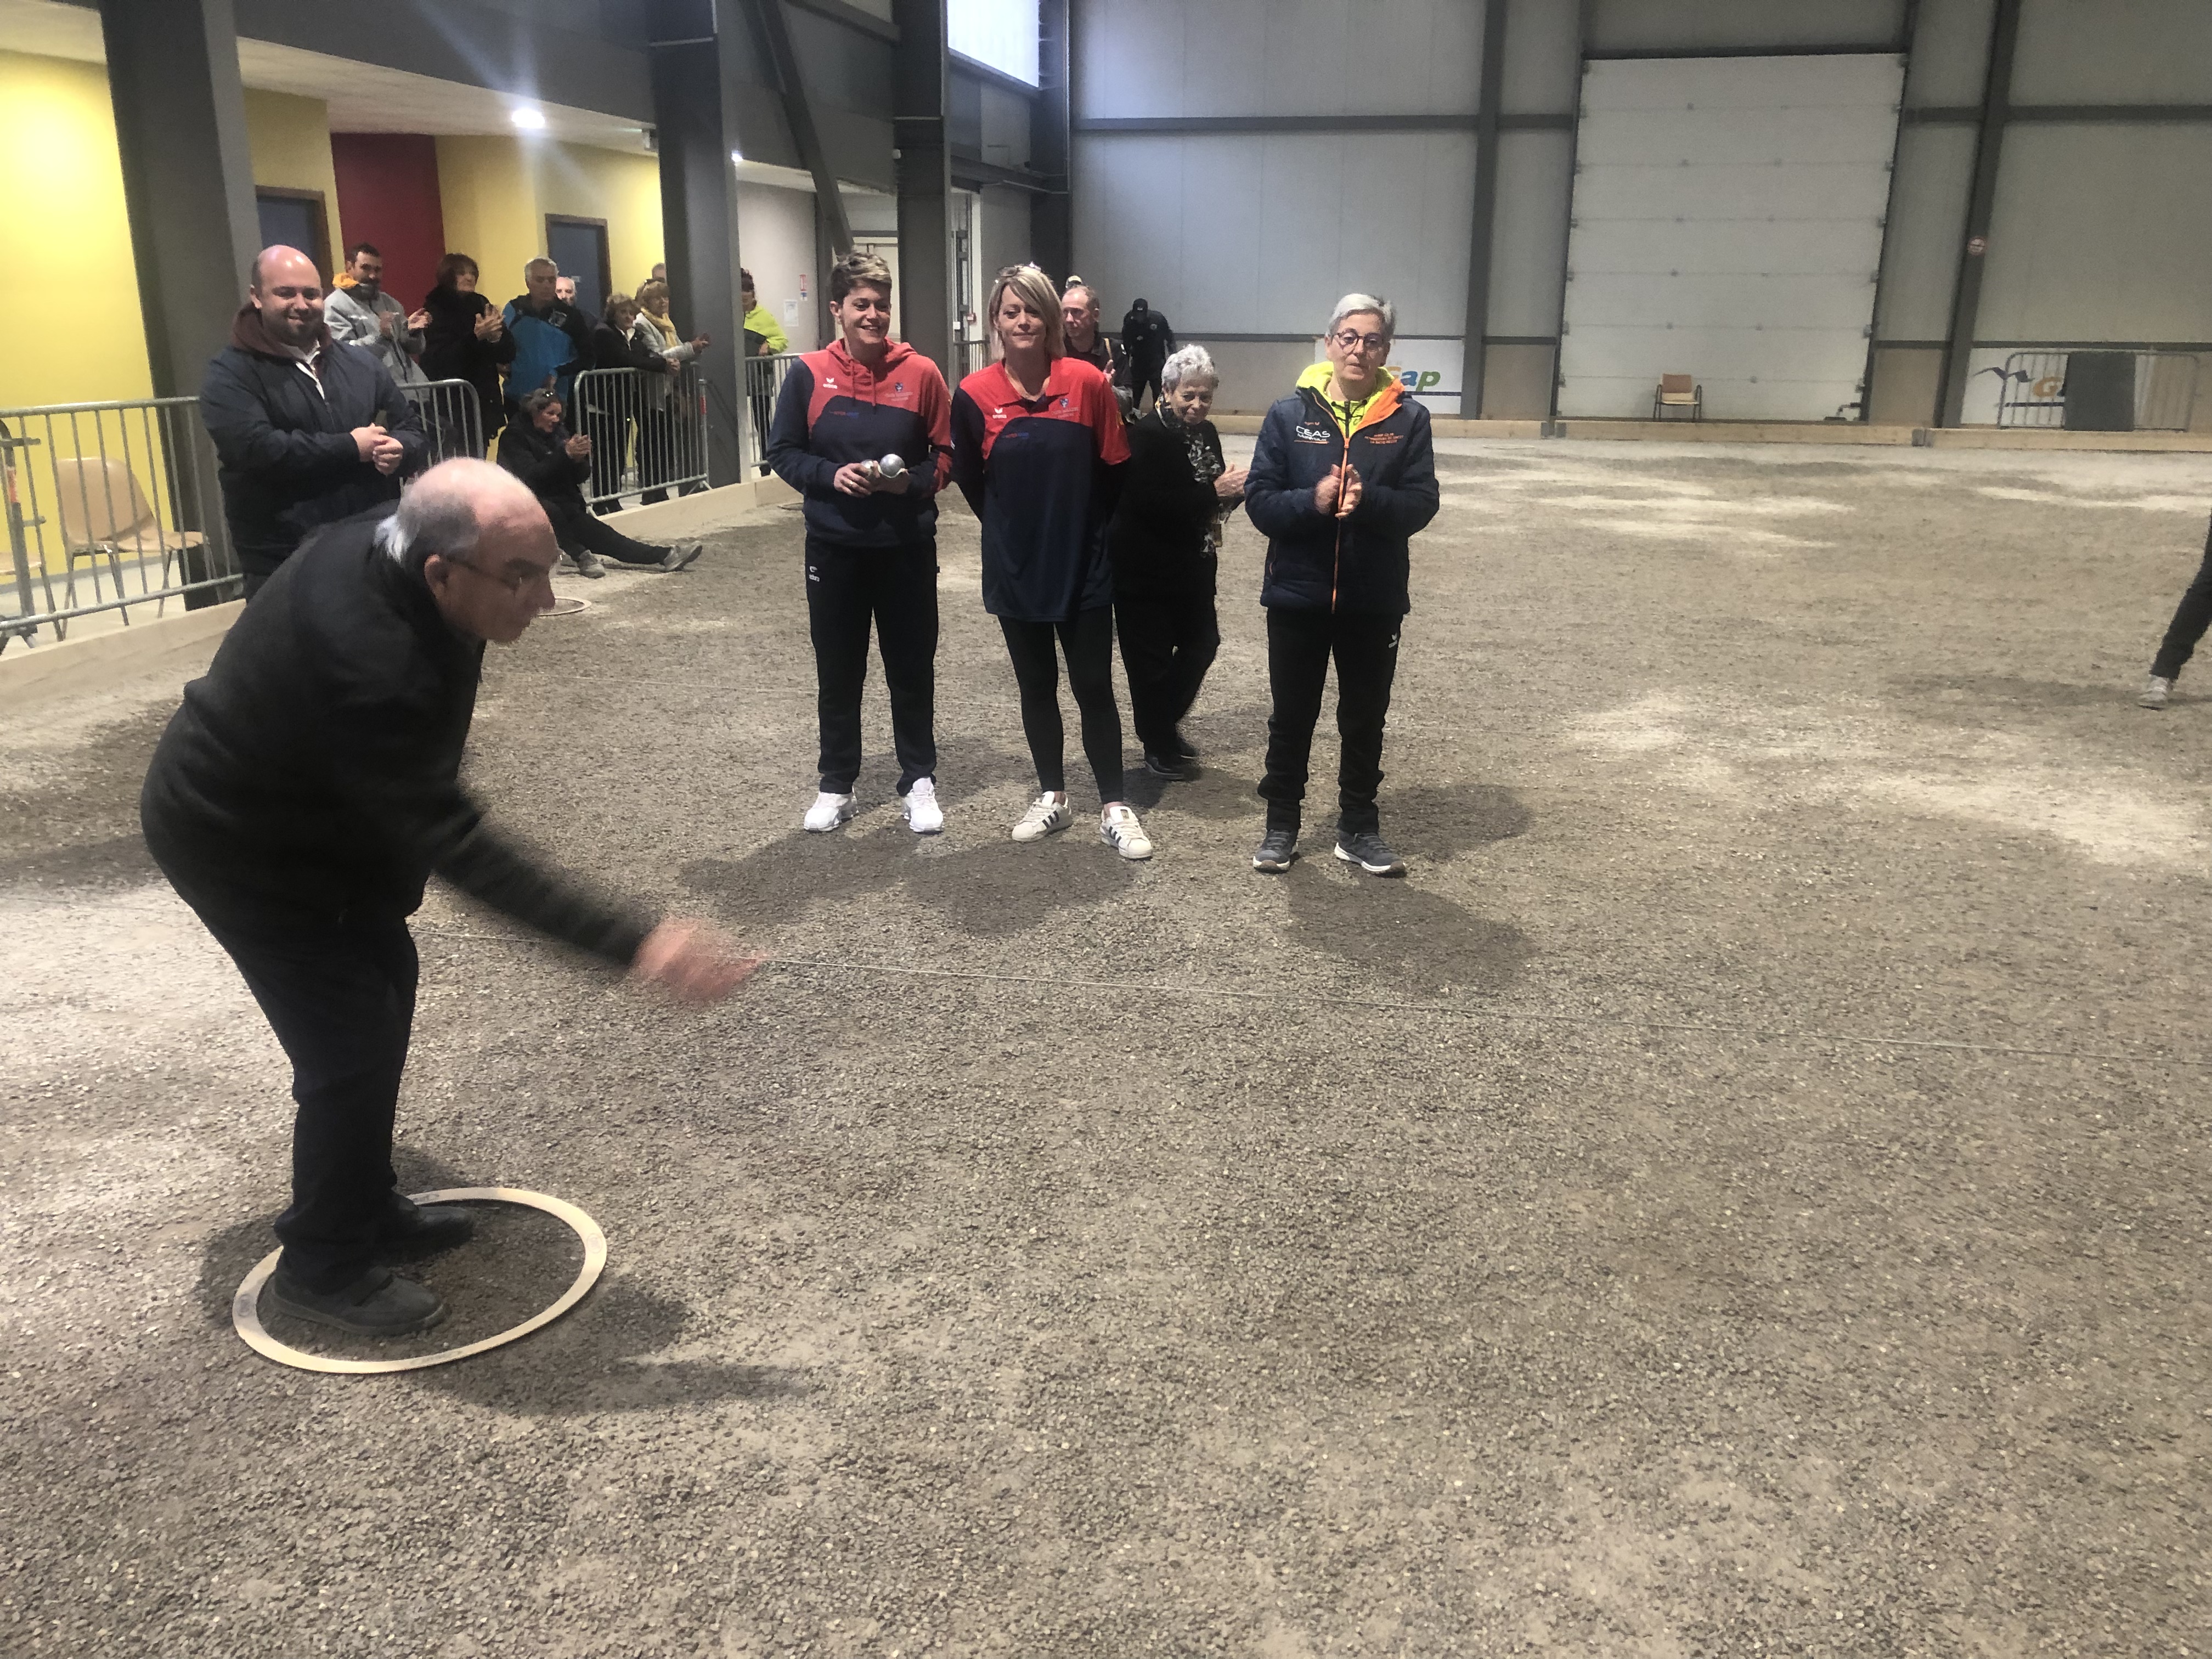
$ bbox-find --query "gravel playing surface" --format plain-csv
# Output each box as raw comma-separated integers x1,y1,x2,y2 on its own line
4,438,2209,1657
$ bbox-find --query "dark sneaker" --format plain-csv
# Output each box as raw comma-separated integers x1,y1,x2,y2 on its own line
379,1198,475,1260
1142,752,1190,780
1173,734,1198,760
1252,823,1298,872
1334,829,1407,876
659,542,704,573
265,1267,447,1336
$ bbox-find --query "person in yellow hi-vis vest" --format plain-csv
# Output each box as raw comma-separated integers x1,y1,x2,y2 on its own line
741,268,789,473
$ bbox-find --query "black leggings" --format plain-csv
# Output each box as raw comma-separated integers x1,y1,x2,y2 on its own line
545,498,668,567
998,607,1124,804
2149,520,2212,679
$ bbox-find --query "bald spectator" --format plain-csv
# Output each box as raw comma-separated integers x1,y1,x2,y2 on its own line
199,246,428,597
325,243,429,388
501,257,594,413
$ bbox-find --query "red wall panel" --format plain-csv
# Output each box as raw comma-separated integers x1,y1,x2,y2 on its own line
330,133,446,309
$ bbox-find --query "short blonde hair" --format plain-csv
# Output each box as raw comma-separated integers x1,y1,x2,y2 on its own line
987,264,1064,359
831,251,894,304
636,280,670,312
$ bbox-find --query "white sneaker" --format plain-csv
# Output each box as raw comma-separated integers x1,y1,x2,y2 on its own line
803,791,856,832
1099,802,1153,860
1011,792,1073,842
2139,674,2173,709
904,777,944,834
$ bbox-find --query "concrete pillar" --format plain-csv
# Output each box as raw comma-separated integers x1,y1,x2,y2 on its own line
1030,0,1074,285
649,7,748,484
98,0,261,400
892,0,955,379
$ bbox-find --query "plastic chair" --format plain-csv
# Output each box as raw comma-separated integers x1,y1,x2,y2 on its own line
1652,374,1702,421
49,454,204,616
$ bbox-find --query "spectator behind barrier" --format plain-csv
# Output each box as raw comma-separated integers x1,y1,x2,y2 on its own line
633,281,712,504
419,253,516,450
582,292,672,515
325,242,429,388
501,258,594,412
199,244,428,597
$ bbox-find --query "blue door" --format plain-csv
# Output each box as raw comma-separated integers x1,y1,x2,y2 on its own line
256,194,325,276
545,219,608,318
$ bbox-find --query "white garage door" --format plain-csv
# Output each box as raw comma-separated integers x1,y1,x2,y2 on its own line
1558,54,1905,422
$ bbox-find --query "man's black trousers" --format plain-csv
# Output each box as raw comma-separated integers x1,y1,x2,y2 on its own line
151,852,420,1293
806,539,940,794
1258,606,1401,835
1115,593,1218,760
544,497,666,567
2149,518,2212,679
1131,356,1165,410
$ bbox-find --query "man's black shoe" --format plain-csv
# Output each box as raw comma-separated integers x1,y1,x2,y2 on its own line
1252,824,1298,872
266,1267,447,1336
1142,752,1191,780
1334,829,1407,876
1173,735,1199,760
379,1197,476,1260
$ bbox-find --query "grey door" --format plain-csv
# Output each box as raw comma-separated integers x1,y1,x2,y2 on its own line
545,219,610,318
256,193,326,276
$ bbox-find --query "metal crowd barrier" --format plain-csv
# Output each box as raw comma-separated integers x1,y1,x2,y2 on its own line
2,396,241,652
571,363,712,511
738,352,804,475
952,338,992,385
1995,349,2202,431
399,377,485,463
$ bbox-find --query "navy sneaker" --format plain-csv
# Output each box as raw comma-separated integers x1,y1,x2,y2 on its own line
1252,823,1297,872
1334,829,1407,876
266,1267,447,1336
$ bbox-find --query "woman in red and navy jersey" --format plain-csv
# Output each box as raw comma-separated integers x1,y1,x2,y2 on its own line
767,252,953,835
951,264,1152,860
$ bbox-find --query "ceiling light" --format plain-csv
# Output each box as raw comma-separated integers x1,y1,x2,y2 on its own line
510,108,547,131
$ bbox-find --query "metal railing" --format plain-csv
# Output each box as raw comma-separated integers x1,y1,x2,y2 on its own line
571,363,712,510
953,338,991,384
739,352,804,475
399,377,485,463
1994,349,2202,431
2,396,240,652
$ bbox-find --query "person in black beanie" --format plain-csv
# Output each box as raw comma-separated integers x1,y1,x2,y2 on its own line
140,460,756,1338
1110,344,1245,778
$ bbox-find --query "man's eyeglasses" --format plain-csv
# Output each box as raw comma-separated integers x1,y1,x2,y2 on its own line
1329,330,1391,356
448,558,549,595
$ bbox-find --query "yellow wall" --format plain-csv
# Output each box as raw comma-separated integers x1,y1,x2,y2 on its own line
0,49,153,407
243,88,345,264
437,134,663,304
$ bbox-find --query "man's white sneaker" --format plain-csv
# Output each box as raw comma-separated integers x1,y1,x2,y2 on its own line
1011,792,1073,842
2139,674,2173,709
1099,802,1153,861
803,791,856,832
904,778,944,834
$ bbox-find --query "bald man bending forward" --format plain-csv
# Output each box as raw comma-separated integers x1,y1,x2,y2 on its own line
141,460,753,1336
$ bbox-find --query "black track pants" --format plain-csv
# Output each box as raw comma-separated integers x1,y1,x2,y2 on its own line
806,540,940,794
2149,520,2212,679
1257,607,1402,834
544,498,667,567
1115,593,1219,760
998,607,1125,804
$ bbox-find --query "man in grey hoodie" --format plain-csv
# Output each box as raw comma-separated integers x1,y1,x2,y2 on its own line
326,243,429,388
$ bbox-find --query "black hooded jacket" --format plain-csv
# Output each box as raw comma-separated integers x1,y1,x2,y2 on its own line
198,306,428,583
419,284,517,431
139,510,650,962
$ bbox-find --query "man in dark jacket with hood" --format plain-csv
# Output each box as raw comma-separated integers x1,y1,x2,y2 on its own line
140,459,754,1338
1121,297,1176,414
199,245,429,597
1243,292,1438,878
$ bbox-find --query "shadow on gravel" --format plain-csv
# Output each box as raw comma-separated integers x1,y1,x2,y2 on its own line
1888,673,2163,712
0,833,160,893
1282,782,1535,990
0,703,172,859
193,1155,805,1414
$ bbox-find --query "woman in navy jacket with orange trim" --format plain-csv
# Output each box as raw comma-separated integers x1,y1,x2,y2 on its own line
1243,292,1438,878
951,264,1152,861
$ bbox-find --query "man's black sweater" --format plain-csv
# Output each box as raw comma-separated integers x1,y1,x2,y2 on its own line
139,511,650,962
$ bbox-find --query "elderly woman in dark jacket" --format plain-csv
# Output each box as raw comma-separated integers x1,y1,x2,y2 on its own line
418,253,515,453
1109,345,1246,778
496,390,701,579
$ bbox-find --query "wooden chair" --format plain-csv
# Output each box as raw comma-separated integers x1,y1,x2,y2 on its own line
48,454,204,616
1652,374,1702,421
